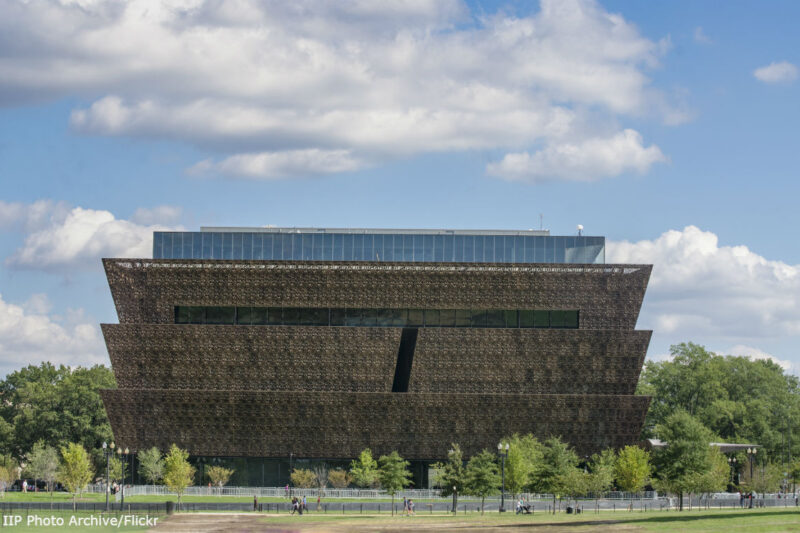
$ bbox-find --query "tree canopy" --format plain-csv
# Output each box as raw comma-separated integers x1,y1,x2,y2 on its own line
464,449,500,515
431,443,466,497
163,445,195,507
377,451,412,515
637,342,800,461
0,363,115,465
349,448,379,488
58,443,94,510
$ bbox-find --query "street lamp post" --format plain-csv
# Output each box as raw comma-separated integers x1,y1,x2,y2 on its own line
452,485,457,514
118,448,129,508
497,442,509,513
289,452,294,497
103,442,114,512
727,457,737,487
747,448,757,484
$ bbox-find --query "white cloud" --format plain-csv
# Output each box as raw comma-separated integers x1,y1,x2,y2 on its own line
726,345,797,374
190,149,365,179
0,200,70,232
485,129,666,182
753,61,798,84
609,226,800,342
5,202,181,271
0,293,105,376
0,0,679,180
130,205,183,226
693,26,712,44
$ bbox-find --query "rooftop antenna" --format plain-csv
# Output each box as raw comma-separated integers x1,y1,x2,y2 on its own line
577,224,584,237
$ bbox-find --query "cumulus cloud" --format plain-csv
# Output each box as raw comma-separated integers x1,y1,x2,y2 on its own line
0,293,105,376
609,226,800,342
486,129,666,182
189,149,365,179
753,61,798,83
0,0,677,181
0,199,70,232
726,345,797,374
4,201,181,271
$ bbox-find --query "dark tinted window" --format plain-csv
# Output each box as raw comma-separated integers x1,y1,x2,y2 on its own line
206,307,235,324
251,307,269,325
425,309,440,326
439,309,456,327
236,307,253,325
503,310,518,328
330,308,346,326
486,310,504,327
533,310,550,328
519,310,535,328
408,309,424,327
470,309,487,327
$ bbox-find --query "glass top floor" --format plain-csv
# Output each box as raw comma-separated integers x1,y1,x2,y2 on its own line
153,228,605,264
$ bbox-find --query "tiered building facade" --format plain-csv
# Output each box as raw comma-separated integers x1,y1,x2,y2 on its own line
101,228,651,485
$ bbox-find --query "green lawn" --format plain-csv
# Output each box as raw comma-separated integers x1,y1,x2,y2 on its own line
254,507,800,532
0,492,104,503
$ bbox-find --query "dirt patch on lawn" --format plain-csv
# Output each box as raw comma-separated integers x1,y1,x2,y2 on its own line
149,513,644,533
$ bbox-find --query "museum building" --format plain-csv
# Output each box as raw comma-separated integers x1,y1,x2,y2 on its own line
100,227,652,486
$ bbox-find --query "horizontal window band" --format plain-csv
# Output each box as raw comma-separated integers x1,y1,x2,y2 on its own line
174,306,579,329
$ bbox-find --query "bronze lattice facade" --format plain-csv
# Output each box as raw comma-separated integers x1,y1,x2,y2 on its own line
101,230,652,468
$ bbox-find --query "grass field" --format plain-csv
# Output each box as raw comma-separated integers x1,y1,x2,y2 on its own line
250,508,800,532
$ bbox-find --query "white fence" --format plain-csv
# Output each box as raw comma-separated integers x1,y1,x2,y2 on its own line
116,485,665,501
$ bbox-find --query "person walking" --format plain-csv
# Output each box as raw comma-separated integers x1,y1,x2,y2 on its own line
408,499,415,516
402,496,408,516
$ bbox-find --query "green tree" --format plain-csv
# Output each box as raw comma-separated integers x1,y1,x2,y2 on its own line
207,466,234,490
327,469,350,488
686,448,728,496
502,434,543,498
163,444,195,509
464,450,500,515
349,448,379,488
615,445,651,494
652,410,715,510
585,449,616,498
637,343,800,461
377,451,412,515
431,444,466,497
290,468,316,488
789,459,800,492
58,443,94,510
743,461,784,494
0,465,13,498
108,455,128,484
0,363,115,463
530,437,579,514
615,445,651,509
137,447,164,486
26,441,60,495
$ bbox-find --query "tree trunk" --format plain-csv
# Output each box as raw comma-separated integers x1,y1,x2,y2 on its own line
679,491,683,511
391,494,394,516
552,494,556,514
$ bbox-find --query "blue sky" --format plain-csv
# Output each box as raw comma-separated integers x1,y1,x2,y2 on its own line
0,0,799,376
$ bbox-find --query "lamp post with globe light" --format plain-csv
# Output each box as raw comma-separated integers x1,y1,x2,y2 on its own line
102,442,114,512
728,456,737,487
497,442,509,512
